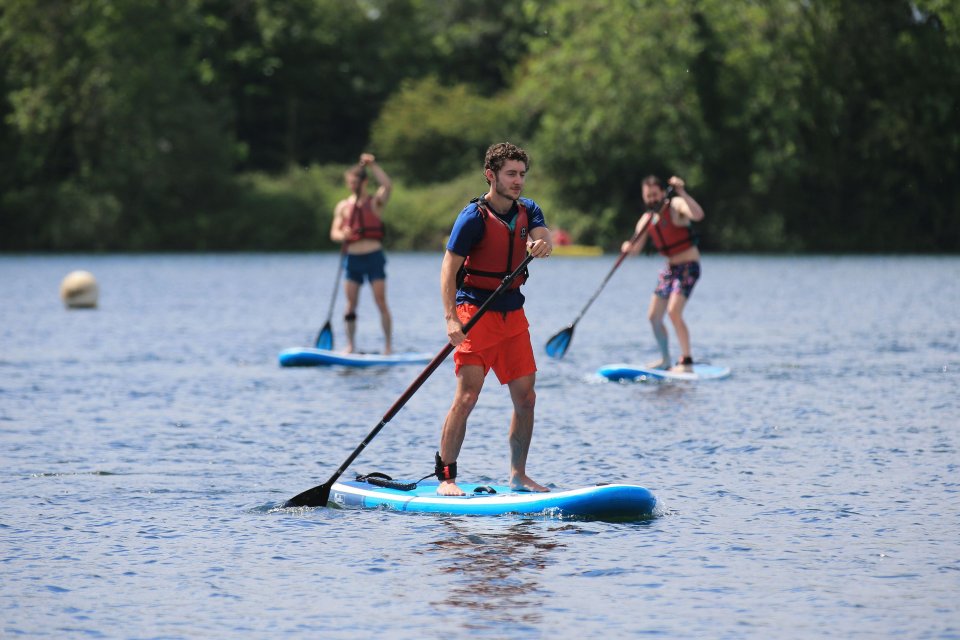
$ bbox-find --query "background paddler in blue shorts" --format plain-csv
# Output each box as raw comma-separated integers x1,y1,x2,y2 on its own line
329,153,394,354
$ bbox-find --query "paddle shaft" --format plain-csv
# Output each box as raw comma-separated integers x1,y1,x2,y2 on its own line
289,253,536,507
322,244,348,325
544,188,674,359
566,209,659,327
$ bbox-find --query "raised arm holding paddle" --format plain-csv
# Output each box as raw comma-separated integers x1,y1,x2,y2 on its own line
620,175,705,372
327,153,394,354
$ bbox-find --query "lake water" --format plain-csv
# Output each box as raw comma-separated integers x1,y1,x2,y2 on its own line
1,253,958,638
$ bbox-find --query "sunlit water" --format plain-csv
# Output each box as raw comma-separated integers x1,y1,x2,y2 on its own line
1,253,958,638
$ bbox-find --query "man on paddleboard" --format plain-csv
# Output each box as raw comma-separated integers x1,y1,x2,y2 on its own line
435,142,553,497
330,153,394,354
622,175,705,372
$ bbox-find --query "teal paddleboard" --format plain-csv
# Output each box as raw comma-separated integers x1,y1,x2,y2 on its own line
279,347,432,368
598,363,731,382
328,479,657,519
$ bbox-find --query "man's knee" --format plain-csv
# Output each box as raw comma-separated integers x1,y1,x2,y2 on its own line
516,389,536,413
668,302,686,324
648,302,667,323
510,381,536,413
452,388,481,414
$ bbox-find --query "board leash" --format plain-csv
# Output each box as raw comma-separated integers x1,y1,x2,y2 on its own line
355,471,498,495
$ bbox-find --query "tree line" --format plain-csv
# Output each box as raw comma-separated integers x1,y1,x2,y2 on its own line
1,0,957,252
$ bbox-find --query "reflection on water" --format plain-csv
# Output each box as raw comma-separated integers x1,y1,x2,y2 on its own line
419,519,566,627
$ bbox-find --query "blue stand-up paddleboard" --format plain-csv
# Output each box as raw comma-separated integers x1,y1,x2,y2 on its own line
598,363,731,382
329,478,657,520
279,347,433,368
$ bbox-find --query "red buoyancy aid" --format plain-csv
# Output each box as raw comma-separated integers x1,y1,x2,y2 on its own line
344,198,385,242
649,199,696,257
462,200,529,291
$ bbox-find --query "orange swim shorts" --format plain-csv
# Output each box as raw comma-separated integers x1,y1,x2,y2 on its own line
453,304,537,384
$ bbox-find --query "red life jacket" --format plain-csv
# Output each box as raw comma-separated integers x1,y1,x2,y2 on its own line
649,199,696,256
344,197,385,242
461,199,529,291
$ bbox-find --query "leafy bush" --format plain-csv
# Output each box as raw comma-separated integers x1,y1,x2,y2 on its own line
370,77,527,185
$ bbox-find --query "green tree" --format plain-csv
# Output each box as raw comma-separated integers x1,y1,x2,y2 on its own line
370,77,525,185
513,0,959,251
195,0,376,170
198,0,549,171
781,0,960,251
0,0,237,250
515,0,707,246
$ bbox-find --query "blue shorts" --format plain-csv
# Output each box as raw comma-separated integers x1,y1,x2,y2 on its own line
344,249,386,284
654,261,700,299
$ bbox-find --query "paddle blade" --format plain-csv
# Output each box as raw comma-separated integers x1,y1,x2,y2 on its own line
285,482,331,508
315,322,333,350
545,326,574,359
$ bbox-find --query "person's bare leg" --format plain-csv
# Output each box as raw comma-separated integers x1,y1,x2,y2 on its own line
647,294,670,369
343,279,360,353
437,365,485,496
667,292,692,371
506,373,548,492
370,278,392,354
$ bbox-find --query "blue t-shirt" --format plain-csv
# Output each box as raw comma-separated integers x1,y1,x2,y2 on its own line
446,196,547,311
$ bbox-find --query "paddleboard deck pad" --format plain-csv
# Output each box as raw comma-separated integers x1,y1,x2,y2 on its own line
329,479,657,519
279,347,433,368
598,363,731,382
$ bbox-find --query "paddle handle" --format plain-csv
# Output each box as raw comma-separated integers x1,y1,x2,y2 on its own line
317,253,536,490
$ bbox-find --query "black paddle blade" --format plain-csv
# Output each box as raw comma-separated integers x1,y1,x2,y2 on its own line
315,322,333,350
545,326,574,359
285,482,331,508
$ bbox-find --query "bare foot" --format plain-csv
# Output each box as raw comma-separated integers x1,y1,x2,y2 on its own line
645,359,669,370
510,474,550,493
437,480,465,496
383,347,392,355
669,363,693,373
343,345,355,354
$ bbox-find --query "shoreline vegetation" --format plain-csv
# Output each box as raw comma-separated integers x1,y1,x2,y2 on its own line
2,2,957,254
4,161,955,255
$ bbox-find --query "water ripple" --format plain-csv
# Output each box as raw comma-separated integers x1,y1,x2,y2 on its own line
1,254,957,639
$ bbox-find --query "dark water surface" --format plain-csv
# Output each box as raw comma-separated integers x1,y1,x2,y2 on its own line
2,253,958,638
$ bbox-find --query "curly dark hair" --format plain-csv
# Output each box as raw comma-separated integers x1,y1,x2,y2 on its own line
484,142,529,183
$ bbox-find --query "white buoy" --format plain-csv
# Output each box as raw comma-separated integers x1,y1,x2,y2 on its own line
60,270,99,309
